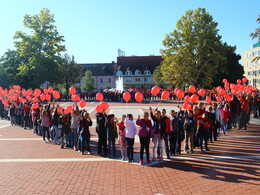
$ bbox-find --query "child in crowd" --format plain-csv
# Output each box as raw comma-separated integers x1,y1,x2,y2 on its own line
117,115,127,161
107,114,118,158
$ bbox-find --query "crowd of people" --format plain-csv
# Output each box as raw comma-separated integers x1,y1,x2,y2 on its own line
0,93,259,165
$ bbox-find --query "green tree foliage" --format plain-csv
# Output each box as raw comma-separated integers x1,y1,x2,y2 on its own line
81,70,96,92
60,53,82,94
0,50,22,88
13,8,66,88
250,15,260,62
212,44,244,86
156,8,226,88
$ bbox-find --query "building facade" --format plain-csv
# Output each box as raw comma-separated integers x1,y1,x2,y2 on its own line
79,62,117,91
115,56,165,91
242,42,260,89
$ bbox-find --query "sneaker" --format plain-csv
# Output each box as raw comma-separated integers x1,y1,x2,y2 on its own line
139,160,144,165
147,160,151,164
81,151,84,155
43,140,47,143
128,159,132,163
121,157,125,161
73,146,78,151
206,148,210,151
152,157,156,161
61,145,64,149
191,150,194,153
159,157,164,161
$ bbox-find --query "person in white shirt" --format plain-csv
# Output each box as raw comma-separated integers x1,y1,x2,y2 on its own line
125,114,137,162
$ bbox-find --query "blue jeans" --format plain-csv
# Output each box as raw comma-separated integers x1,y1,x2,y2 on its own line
72,128,78,148
52,125,59,144
163,133,170,157
223,121,228,134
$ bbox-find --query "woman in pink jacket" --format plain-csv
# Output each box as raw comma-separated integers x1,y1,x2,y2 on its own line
136,112,154,165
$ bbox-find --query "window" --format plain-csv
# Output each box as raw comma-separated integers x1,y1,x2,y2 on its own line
116,71,123,76
135,78,141,82
248,71,252,76
135,70,141,75
126,78,132,83
144,70,151,75
108,78,111,83
100,78,103,83
125,70,132,75
144,78,150,82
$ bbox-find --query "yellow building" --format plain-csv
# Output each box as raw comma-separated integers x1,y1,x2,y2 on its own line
242,42,260,89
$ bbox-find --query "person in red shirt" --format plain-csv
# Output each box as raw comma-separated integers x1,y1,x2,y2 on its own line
197,113,212,151
238,96,249,130
23,103,31,129
117,115,127,161
220,104,231,135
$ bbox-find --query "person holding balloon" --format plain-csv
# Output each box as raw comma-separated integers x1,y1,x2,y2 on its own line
150,107,163,161
161,109,171,159
51,104,61,145
39,105,51,143
60,109,70,149
23,103,31,129
106,114,118,158
79,111,93,155
117,115,127,161
70,104,80,151
136,112,153,165
125,113,137,163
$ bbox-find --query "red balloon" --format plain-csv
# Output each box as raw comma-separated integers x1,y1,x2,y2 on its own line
190,94,199,103
32,104,39,109
187,104,193,111
198,89,206,96
96,93,104,101
34,89,41,95
43,89,49,94
123,92,131,103
72,94,80,102
64,106,72,114
237,79,241,84
206,97,211,103
57,107,63,114
216,96,222,103
151,86,160,95
224,84,230,90
161,91,170,99
184,95,191,102
69,87,76,95
40,94,46,101
96,105,103,113
223,79,228,83
79,100,86,108
2,100,9,105
183,102,189,109
19,97,26,103
45,94,51,101
32,97,38,103
135,92,144,102
189,85,196,93
26,96,32,101
176,90,184,99
100,101,109,109
242,77,247,83
48,88,54,94
53,91,60,99
27,89,33,96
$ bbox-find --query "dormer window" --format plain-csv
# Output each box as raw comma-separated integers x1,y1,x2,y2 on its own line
144,70,151,75
125,70,132,75
116,71,123,76
135,70,141,75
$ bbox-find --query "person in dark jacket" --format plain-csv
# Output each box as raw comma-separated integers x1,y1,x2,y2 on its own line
106,114,118,157
96,110,108,157
184,110,196,153
197,113,212,151
79,112,92,155
169,110,179,156
161,109,171,159
136,112,153,165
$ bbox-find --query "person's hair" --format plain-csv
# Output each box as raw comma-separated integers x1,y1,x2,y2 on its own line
171,110,175,113
143,112,149,117
83,112,89,117
213,103,218,107
208,106,213,111
162,109,166,112
122,114,126,118
127,114,133,118
188,110,193,114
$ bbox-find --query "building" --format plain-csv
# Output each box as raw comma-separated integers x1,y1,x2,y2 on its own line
115,56,164,91
242,42,260,89
79,62,117,91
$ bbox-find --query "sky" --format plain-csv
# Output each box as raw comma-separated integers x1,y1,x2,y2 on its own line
0,0,259,63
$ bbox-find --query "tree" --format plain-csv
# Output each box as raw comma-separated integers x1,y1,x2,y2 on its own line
212,43,244,87
60,53,82,94
81,70,96,92
105,84,112,90
156,8,226,88
13,8,66,88
250,15,260,62
0,50,22,88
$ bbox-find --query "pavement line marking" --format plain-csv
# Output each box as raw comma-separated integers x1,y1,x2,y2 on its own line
0,137,100,141
219,136,260,138
0,125,10,129
168,155,260,160
0,158,115,163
